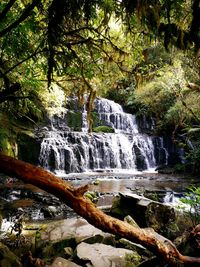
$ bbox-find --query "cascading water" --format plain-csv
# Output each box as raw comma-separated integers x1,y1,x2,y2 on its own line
39,97,168,174
95,98,139,134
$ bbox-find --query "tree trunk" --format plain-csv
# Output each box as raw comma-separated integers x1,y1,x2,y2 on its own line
0,153,200,266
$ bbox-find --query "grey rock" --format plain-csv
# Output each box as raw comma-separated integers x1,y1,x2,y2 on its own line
41,218,111,243
76,242,141,267
50,257,81,267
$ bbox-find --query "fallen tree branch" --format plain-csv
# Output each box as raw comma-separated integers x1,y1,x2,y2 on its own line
0,153,200,266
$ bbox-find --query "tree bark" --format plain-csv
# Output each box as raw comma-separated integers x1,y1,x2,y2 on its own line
0,153,200,266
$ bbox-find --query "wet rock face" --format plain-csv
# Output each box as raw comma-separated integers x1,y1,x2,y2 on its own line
17,132,41,165
132,143,147,170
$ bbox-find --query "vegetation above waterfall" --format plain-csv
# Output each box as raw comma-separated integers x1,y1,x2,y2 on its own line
0,0,200,171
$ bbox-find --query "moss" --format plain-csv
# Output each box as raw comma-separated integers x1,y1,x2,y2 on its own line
91,111,101,127
93,125,114,133
84,191,98,203
124,251,141,267
0,112,37,158
93,179,100,185
0,127,17,157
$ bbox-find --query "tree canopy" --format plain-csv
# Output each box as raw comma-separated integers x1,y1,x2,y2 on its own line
0,0,199,107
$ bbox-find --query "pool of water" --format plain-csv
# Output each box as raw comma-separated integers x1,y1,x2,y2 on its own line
64,171,198,193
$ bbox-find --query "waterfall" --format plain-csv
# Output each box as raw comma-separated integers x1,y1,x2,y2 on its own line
163,191,175,203
94,98,139,134
39,97,168,174
163,191,186,208
153,137,169,165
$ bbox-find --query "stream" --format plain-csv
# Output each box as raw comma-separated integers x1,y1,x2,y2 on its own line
0,170,199,231
63,170,200,205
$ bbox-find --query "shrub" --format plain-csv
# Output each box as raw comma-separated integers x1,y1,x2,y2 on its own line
180,186,200,226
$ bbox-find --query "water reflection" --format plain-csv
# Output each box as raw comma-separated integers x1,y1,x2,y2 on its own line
65,172,200,202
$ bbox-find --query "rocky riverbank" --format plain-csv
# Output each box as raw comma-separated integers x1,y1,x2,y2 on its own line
0,190,199,267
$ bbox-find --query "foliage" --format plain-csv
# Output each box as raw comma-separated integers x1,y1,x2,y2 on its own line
180,186,200,226
66,111,82,131
0,1,199,111
93,125,114,133
0,113,17,156
38,84,67,117
124,96,148,116
104,79,132,105
185,138,200,174
127,52,199,132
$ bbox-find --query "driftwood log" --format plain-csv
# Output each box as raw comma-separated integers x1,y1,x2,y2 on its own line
0,153,200,266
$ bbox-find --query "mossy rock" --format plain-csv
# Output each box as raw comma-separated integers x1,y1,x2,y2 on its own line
41,238,76,260
145,202,180,239
84,191,98,203
0,242,22,267
93,126,114,133
0,137,17,157
93,179,100,185
0,128,17,157
91,111,101,127
17,132,40,165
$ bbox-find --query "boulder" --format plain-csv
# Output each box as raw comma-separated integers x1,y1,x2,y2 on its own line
50,257,81,267
111,193,192,239
76,242,141,267
145,201,179,239
174,224,200,257
38,218,114,260
41,218,112,243
110,193,151,227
